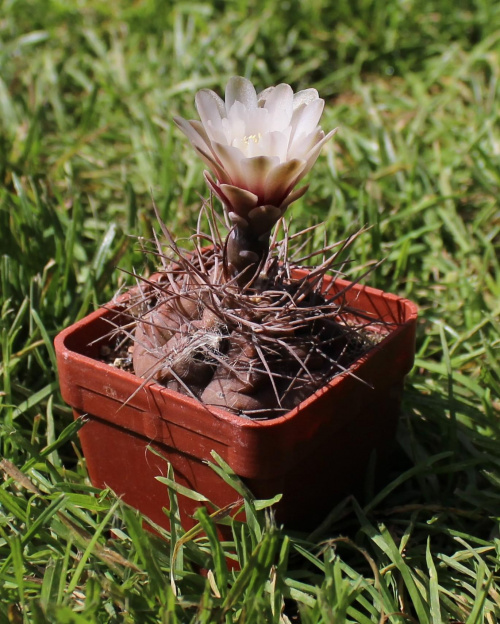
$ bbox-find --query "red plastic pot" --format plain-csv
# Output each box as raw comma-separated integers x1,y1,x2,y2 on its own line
55,276,417,533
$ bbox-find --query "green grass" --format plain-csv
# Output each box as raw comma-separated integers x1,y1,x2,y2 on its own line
1,0,499,621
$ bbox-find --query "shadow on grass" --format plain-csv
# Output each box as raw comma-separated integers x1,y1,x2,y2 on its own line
306,383,500,545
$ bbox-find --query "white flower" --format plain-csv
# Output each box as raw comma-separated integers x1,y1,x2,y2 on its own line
174,76,337,235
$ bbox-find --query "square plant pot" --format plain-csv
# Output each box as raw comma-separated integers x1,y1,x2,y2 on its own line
55,276,417,533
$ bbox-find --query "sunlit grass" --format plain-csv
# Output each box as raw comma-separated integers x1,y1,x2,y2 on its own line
0,0,499,621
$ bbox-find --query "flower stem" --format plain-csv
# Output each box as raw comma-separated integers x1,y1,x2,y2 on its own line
226,225,269,287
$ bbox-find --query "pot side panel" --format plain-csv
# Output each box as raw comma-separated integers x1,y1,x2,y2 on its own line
75,411,242,531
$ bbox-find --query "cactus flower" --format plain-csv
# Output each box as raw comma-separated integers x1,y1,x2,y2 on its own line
174,77,336,280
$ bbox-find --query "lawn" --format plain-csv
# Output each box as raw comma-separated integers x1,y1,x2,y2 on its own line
1,0,499,621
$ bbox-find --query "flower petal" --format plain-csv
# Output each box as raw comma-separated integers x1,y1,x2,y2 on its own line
195,89,226,119
189,120,212,145
195,89,227,142
257,85,274,105
204,174,246,226
263,158,306,205
289,98,325,154
203,170,226,202
211,141,245,185
224,101,248,145
220,184,259,212
239,155,278,198
194,145,232,184
279,184,309,210
204,174,250,226
225,76,258,111
292,88,319,110
259,83,293,130
251,129,290,161
288,127,324,160
173,116,212,154
296,127,338,180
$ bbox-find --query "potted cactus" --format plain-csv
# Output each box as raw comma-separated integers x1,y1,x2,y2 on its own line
55,77,418,533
